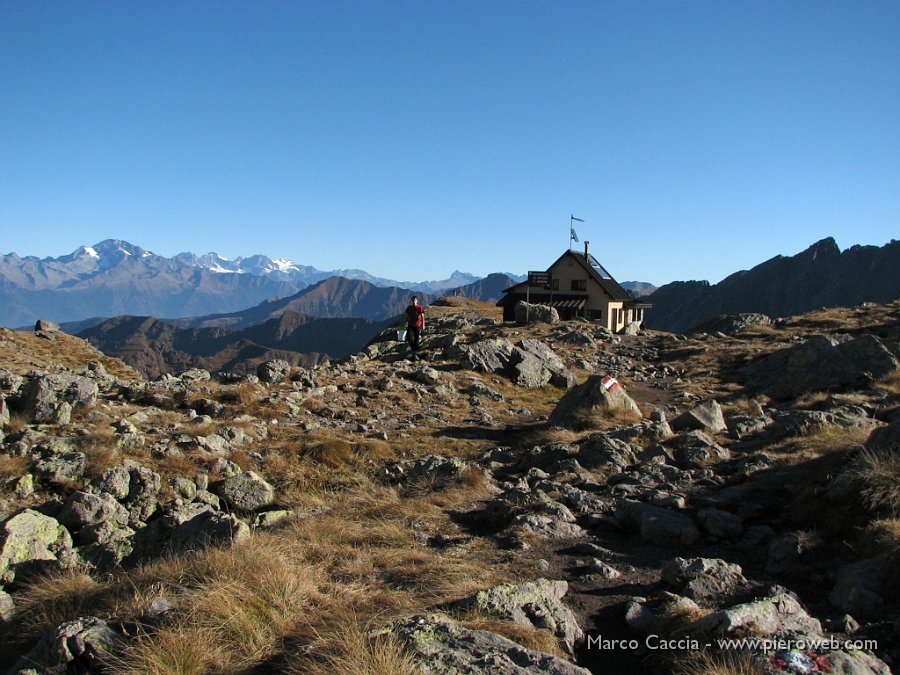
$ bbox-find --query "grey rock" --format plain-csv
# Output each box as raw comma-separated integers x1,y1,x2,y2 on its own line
123,461,161,525
667,431,730,469
661,557,748,602
408,455,468,488
20,372,99,423
577,436,636,471
460,338,516,373
822,650,892,675
682,592,822,640
0,396,9,431
617,501,701,546
256,359,291,383
388,614,591,675
671,399,727,434
829,558,884,616
696,508,743,538
59,491,130,539
34,319,61,333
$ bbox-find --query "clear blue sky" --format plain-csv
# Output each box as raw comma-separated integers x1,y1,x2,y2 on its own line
2,1,898,286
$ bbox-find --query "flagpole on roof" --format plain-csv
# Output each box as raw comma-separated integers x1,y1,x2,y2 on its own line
569,214,583,250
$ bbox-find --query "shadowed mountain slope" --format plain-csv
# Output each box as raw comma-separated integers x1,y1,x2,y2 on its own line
644,238,900,333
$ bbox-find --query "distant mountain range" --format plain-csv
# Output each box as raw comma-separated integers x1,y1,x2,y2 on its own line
66,271,519,378
0,240,520,327
644,238,900,333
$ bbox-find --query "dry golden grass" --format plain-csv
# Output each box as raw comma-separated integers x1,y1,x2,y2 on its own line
0,327,139,379
459,612,565,658
8,570,103,646
773,425,871,459
877,369,900,396
567,404,642,432
849,448,900,516
284,608,420,675
0,453,30,482
673,649,766,675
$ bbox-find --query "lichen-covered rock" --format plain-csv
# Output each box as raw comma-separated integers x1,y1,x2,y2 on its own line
32,449,87,486
460,338,516,373
212,470,275,512
455,579,583,654
388,614,591,675
90,466,131,500
8,616,120,674
58,491,130,543
0,509,74,583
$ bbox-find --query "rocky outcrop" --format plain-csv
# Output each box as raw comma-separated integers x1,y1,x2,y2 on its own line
455,579,583,654
744,334,898,399
7,616,121,674
19,373,99,423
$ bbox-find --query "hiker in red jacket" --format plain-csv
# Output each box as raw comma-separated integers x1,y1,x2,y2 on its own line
405,296,426,361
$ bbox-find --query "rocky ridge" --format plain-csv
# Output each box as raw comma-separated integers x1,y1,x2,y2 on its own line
0,298,898,674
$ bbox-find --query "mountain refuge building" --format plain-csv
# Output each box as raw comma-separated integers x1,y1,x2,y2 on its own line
497,242,651,331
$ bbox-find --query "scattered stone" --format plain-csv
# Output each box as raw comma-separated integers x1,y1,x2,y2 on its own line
212,470,275,513
671,399,727,434
616,501,700,546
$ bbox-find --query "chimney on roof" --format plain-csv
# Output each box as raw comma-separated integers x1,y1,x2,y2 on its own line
584,241,590,259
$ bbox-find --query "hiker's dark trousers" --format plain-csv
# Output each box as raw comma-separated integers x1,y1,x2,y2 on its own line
406,326,422,352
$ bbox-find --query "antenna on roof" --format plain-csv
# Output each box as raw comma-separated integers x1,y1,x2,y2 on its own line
569,214,584,250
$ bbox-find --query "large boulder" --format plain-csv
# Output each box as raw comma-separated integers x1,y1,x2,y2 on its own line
212,471,275,513
671,400,727,434
455,579,583,655
744,334,898,400
513,340,575,389
515,301,559,325
388,614,591,675
549,375,641,429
